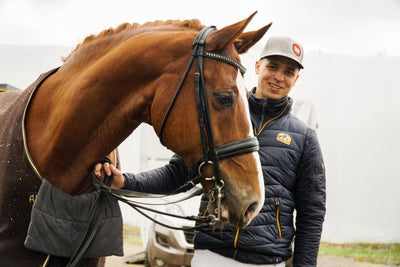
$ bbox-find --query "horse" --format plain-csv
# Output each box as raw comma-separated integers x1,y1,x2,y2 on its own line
0,12,271,266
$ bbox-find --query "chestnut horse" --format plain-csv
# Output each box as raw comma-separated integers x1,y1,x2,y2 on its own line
0,12,271,266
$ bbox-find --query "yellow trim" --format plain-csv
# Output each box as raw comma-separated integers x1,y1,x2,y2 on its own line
21,80,45,180
42,255,50,267
253,102,289,136
21,68,59,180
275,200,282,238
234,228,240,248
202,208,208,217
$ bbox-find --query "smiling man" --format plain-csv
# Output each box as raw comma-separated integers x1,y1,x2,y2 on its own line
254,36,302,100
238,36,326,266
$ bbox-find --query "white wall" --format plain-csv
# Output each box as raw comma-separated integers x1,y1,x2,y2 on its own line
294,53,400,243
1,45,399,243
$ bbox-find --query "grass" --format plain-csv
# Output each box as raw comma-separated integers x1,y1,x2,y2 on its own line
319,242,400,265
123,224,142,244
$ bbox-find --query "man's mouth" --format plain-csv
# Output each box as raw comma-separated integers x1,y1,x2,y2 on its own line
269,83,282,90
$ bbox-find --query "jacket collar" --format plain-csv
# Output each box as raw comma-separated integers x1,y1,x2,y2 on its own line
249,87,292,117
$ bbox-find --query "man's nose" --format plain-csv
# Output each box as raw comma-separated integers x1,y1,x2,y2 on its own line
274,71,284,81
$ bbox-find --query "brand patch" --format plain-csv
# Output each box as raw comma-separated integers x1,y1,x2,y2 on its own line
293,44,301,56
276,132,291,145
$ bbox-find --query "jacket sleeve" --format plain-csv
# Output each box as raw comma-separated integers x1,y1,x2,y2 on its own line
293,128,326,267
122,154,189,194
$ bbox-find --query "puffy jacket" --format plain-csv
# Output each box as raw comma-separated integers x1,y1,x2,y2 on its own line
194,90,326,266
123,89,326,266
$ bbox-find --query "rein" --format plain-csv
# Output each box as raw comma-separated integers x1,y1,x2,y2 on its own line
91,173,216,230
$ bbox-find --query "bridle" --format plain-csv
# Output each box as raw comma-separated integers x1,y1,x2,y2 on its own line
98,26,260,223
158,26,259,220
94,25,261,229
67,26,260,267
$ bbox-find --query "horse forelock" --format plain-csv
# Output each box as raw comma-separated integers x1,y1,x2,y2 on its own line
63,19,205,62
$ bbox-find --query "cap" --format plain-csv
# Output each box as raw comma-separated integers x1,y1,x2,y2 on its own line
259,36,304,69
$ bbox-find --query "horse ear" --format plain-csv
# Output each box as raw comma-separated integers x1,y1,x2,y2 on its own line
206,11,258,51
234,23,272,54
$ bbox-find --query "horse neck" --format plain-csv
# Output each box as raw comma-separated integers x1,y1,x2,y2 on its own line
26,45,160,194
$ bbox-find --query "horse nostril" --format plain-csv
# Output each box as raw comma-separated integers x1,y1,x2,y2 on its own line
245,201,258,218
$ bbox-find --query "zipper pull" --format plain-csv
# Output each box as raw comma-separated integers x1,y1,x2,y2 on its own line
275,200,282,238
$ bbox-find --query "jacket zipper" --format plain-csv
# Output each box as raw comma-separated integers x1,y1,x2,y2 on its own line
254,102,289,136
258,100,267,130
233,228,240,259
275,200,282,238
233,228,240,248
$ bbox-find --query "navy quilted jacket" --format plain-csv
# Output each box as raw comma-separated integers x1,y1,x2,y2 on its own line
123,89,326,266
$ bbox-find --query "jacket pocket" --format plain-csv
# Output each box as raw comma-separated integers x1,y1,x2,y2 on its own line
275,199,282,238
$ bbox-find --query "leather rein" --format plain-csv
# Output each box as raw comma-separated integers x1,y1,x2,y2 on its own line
94,26,260,227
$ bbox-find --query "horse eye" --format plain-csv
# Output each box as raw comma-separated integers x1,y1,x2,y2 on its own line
212,91,236,107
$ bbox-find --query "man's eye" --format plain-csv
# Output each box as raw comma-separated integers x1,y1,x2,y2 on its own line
212,91,236,107
285,71,294,76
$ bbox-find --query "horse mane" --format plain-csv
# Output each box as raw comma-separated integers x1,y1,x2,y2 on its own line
63,19,204,62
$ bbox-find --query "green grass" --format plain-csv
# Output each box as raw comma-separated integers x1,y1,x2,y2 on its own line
319,242,400,265
123,224,142,244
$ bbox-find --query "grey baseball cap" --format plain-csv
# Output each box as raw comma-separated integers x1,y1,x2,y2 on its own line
259,36,304,69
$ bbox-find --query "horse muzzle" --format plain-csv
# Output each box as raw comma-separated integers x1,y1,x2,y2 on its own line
205,178,262,229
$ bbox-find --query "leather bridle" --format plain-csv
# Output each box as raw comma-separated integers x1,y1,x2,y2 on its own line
158,26,259,220
93,25,261,228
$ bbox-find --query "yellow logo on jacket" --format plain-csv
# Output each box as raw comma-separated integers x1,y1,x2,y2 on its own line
276,132,291,145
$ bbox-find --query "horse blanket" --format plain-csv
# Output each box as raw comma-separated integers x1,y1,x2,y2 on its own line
0,69,123,266
0,69,58,265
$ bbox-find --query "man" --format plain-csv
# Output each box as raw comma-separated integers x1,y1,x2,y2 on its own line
96,36,326,266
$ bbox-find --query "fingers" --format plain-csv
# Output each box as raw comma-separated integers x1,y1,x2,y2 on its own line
109,164,122,177
94,162,124,188
109,164,125,189
103,162,112,176
94,163,104,178
94,162,112,177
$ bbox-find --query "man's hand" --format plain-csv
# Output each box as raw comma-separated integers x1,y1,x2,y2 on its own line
94,162,125,189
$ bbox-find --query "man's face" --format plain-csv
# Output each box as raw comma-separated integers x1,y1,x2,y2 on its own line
254,55,300,100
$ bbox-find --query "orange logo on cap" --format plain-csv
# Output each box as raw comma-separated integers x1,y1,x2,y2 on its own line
293,44,301,56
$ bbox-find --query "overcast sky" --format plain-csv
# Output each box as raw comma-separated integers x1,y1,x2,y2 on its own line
1,0,400,57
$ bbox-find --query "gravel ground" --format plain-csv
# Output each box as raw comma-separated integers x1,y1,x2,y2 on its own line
105,243,397,267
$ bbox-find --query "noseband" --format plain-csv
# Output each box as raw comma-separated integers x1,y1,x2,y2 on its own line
159,26,259,220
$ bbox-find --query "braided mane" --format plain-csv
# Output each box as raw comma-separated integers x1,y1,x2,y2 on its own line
63,19,204,61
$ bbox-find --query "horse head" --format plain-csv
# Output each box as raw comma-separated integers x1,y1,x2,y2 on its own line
151,13,272,228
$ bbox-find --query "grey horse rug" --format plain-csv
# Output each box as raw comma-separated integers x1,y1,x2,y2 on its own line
0,69,123,266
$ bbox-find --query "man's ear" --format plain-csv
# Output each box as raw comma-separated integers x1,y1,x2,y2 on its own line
295,73,300,83
255,60,261,75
